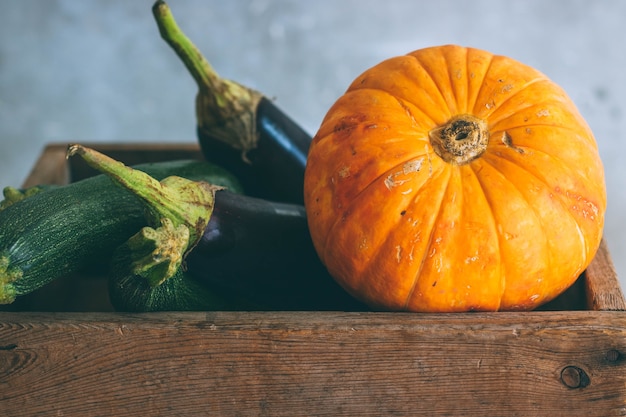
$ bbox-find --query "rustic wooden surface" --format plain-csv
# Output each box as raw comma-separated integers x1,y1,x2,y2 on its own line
21,142,204,187
21,143,69,188
585,239,626,311
1,311,626,416
2,143,626,416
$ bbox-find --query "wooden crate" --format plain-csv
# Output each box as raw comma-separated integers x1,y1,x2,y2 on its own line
1,143,626,416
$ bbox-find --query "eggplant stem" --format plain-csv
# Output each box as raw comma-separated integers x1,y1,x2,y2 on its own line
125,218,190,288
66,144,220,250
152,0,263,157
152,0,217,92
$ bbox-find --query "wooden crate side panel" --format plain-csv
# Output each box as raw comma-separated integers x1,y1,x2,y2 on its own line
21,144,69,187
20,143,204,187
585,239,626,311
66,142,204,181
1,311,626,416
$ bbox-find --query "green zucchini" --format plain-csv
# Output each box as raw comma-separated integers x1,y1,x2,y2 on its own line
0,156,242,304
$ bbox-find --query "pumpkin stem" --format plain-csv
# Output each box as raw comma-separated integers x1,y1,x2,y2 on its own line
428,115,489,165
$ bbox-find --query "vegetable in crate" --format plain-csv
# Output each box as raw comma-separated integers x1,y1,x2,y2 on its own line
0,184,56,210
70,145,364,312
304,45,606,312
184,191,365,311
153,0,311,205
67,145,240,312
0,154,241,304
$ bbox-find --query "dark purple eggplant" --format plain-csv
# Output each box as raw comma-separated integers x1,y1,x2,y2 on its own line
68,144,362,312
195,97,310,205
152,1,311,205
109,189,366,312
184,190,366,311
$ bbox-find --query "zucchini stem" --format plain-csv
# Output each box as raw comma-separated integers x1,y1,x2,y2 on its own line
1,185,55,211
152,0,263,159
0,253,20,304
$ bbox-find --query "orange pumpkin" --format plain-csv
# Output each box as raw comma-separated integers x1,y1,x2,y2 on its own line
303,45,606,312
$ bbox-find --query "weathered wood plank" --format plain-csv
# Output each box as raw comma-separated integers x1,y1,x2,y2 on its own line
1,311,626,416
66,142,204,181
585,239,626,311
21,143,68,187
19,142,204,188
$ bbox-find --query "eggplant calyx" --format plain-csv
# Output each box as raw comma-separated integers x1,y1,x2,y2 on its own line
124,218,190,288
66,144,221,253
152,0,263,161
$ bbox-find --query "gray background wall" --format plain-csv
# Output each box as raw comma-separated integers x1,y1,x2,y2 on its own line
2,0,625,290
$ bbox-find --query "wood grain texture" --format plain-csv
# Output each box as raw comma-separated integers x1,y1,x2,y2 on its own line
585,239,626,311
66,142,204,182
21,142,204,188
1,311,626,416
21,143,69,187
